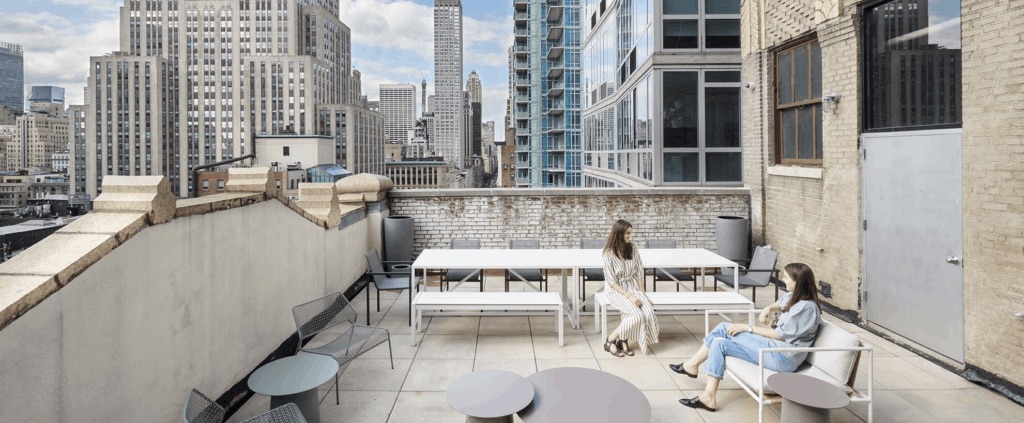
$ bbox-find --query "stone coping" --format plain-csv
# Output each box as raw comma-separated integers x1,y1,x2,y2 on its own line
388,186,751,198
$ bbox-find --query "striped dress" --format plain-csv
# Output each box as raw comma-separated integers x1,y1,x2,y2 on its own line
603,244,660,353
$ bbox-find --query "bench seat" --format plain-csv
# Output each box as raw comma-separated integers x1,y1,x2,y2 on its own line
594,291,754,341
412,292,563,346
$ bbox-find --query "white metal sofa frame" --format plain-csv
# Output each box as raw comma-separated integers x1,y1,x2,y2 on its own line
703,309,873,423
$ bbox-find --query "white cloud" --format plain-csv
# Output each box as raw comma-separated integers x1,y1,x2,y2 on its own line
48,0,121,13
0,12,120,107
339,0,435,58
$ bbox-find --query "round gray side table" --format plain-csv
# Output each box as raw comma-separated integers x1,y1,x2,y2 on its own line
768,372,851,423
446,370,535,423
247,354,338,423
518,367,651,423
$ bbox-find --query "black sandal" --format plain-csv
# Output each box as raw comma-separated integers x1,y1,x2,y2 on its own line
618,339,635,356
604,339,625,357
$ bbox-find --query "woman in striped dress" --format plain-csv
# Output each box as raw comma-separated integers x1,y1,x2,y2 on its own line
602,219,660,357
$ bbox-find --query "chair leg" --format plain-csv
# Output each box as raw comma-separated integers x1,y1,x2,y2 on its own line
752,286,757,304
366,284,371,326
335,373,340,405
376,286,381,312
387,336,394,369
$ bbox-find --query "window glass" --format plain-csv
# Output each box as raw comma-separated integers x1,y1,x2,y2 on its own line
778,52,792,104
663,20,698,49
663,152,699,182
798,107,815,159
782,108,797,158
706,152,741,181
706,71,741,82
705,0,740,14
663,72,699,148
776,39,822,164
705,20,740,49
794,46,809,101
705,87,741,148
664,0,698,14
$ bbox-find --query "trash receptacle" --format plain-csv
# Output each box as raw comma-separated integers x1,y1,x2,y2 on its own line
715,216,749,262
384,215,414,265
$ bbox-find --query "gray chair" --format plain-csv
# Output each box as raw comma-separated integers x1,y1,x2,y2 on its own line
365,248,420,326
580,238,606,311
183,390,306,423
442,239,483,291
645,239,697,292
292,292,393,405
505,239,547,292
713,245,781,303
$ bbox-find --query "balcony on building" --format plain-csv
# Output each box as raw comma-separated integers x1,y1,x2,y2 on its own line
546,60,564,79
514,11,529,22
547,44,564,60
514,44,530,57
546,25,564,42
546,98,566,116
546,3,563,23
546,81,565,97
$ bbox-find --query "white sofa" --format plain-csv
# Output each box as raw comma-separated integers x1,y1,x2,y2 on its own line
704,310,873,423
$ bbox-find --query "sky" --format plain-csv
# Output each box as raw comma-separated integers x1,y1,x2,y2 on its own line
0,0,513,140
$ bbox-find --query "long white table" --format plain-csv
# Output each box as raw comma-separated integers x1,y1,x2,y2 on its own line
411,248,740,329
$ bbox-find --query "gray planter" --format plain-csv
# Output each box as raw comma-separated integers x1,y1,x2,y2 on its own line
715,216,749,262
383,215,415,263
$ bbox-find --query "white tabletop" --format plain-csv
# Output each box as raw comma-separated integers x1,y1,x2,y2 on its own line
412,248,736,270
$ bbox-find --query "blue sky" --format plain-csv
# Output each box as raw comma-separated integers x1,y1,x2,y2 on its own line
0,0,513,140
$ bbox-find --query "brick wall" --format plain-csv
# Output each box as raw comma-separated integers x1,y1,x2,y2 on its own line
961,0,1024,388
387,188,750,255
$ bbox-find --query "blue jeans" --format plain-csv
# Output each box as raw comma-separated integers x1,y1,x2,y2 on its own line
702,322,798,379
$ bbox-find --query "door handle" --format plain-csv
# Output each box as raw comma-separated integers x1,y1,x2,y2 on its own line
946,256,961,265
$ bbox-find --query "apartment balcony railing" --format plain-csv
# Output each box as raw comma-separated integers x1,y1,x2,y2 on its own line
547,82,565,97
515,76,531,86
547,99,566,116
546,61,564,79
547,4,563,23
547,44,564,60
515,0,529,9
514,45,530,57
515,28,529,40
514,11,529,22
546,25,564,42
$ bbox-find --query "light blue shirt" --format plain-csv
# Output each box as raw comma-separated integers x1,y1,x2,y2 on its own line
770,293,821,364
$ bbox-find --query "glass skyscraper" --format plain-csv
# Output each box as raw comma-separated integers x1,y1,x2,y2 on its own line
0,42,24,111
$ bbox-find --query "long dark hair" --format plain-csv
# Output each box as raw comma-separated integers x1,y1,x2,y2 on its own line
604,219,635,260
783,262,820,312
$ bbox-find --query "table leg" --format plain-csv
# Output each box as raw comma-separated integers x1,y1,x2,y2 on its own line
271,387,320,423
467,415,513,423
780,398,830,423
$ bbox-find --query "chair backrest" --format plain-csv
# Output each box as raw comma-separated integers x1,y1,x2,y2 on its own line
806,320,862,387
510,239,540,249
645,239,677,249
239,402,308,423
747,246,778,284
183,389,225,423
451,239,481,249
581,238,605,249
364,248,387,285
292,292,355,345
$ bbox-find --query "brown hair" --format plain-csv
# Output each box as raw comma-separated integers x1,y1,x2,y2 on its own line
604,219,635,260
783,262,821,312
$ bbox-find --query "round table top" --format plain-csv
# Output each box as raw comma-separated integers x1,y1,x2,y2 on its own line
767,373,851,409
248,354,339,397
446,370,535,418
518,367,651,423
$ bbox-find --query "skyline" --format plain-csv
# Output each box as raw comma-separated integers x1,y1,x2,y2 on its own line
0,0,514,141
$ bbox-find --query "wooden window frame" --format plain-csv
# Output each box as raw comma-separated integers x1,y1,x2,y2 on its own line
774,38,822,165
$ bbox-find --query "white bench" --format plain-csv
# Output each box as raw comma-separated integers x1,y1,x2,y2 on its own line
704,310,873,423
412,292,563,346
594,291,754,341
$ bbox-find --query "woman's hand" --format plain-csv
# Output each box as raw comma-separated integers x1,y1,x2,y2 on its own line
631,295,642,307
759,308,771,325
727,323,752,336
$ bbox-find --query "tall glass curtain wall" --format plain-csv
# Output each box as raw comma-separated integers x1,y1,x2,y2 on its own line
581,0,741,186
540,0,583,187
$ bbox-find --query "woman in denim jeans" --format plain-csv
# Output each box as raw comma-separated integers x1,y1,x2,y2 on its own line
671,262,822,412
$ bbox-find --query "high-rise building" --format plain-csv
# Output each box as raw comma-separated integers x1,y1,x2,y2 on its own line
466,71,482,160
68,105,87,196
7,101,68,171
85,0,380,198
580,0,742,187
29,86,65,107
512,0,582,187
433,0,464,168
0,43,23,111
379,83,417,144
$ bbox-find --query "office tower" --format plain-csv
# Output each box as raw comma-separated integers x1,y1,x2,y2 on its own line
379,83,417,143
68,105,87,196
29,86,65,108
512,0,582,187
0,43,24,111
85,0,379,198
8,100,68,171
421,79,428,117
433,0,464,167
466,71,482,159
580,1,742,187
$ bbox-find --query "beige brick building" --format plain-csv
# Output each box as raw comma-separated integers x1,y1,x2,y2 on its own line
742,0,1024,400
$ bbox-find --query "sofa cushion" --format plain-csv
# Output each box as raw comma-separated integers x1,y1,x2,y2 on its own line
805,321,861,385
725,358,852,395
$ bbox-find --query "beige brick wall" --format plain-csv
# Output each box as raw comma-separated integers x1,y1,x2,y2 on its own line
388,189,749,255
961,0,1024,388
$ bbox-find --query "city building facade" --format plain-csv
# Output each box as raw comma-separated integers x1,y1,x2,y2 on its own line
67,105,87,196
580,0,743,187
466,71,482,161
513,0,583,188
384,160,450,189
0,43,23,111
28,87,65,108
9,101,70,172
433,0,465,168
379,83,416,144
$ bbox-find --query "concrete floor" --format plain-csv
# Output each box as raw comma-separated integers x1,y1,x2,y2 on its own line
228,277,1024,423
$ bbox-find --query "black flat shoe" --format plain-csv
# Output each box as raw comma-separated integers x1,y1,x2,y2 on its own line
669,363,698,378
679,396,716,412
618,339,635,356
604,339,624,357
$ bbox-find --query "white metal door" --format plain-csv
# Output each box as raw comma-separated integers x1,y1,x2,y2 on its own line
862,129,964,362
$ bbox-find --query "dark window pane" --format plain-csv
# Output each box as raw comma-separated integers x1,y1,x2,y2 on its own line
664,152,700,182
794,45,809,101
664,0,698,14
782,109,796,159
706,20,740,49
815,105,823,159
664,20,698,49
811,41,822,98
706,71,741,82
778,52,792,104
663,72,699,148
706,87,741,148
705,0,740,14
706,152,742,182
798,107,814,159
